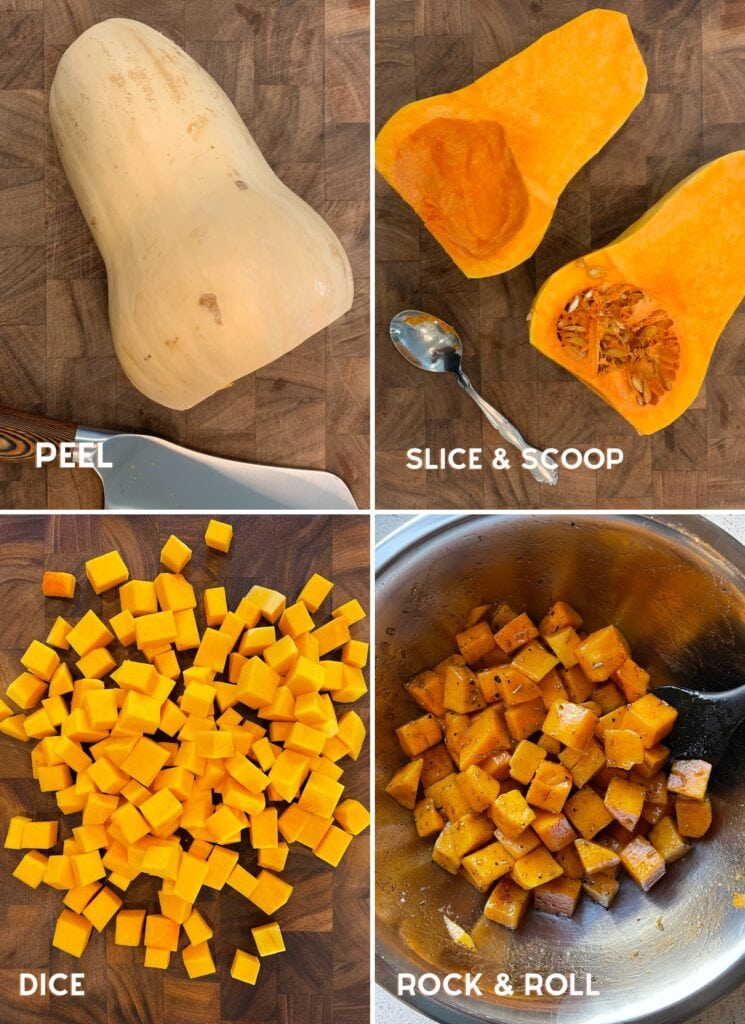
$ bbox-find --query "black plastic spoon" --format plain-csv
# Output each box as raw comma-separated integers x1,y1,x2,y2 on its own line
653,683,745,765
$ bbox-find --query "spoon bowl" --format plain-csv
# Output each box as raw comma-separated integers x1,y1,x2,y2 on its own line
389,309,559,486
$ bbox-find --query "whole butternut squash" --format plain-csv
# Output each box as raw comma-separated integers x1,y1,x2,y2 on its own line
49,19,353,410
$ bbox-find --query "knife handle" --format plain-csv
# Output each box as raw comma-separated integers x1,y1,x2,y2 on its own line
0,405,77,461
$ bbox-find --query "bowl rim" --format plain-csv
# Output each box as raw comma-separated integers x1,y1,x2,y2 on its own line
374,512,745,1024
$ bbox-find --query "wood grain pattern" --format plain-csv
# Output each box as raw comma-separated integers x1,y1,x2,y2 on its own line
0,0,370,509
0,513,370,1024
375,0,745,509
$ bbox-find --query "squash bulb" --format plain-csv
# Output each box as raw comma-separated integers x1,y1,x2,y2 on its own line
49,18,353,410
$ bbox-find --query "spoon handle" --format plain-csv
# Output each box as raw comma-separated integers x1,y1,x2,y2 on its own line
456,372,558,486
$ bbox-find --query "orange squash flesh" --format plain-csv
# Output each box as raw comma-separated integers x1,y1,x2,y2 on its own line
529,151,745,434
375,10,647,278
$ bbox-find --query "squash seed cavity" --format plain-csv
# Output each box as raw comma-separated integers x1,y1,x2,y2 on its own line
555,283,680,406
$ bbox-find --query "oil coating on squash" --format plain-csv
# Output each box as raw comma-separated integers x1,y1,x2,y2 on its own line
375,9,647,278
529,152,745,435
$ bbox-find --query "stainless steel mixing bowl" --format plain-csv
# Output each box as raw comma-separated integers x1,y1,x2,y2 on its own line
376,515,745,1024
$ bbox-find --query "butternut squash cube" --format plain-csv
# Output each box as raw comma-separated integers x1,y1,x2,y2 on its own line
457,764,500,812
531,810,577,852
461,840,514,892
21,640,60,683
511,641,559,682
574,838,620,875
396,713,442,758
414,797,445,838
559,740,605,789
443,665,486,715
623,694,678,747
459,706,511,770
231,948,260,985
542,700,597,750
509,740,546,785
525,760,573,813
203,586,228,627
667,759,712,801
204,519,233,553
504,698,545,742
120,580,158,616
533,875,582,917
252,921,285,956
511,846,563,890
298,573,333,613
620,836,666,891
604,777,645,831
42,571,76,599
495,613,539,654
67,610,114,657
86,550,129,595
83,885,122,931
145,913,180,951
484,876,530,929
385,760,422,810
576,626,629,682
611,657,650,702
492,790,536,839
544,626,581,669
604,729,644,770
314,823,353,866
47,615,73,650
160,535,192,573
53,909,93,958
497,666,541,705
115,908,146,946
648,815,690,863
456,621,496,665
565,787,613,840
582,874,619,909
675,796,712,838
540,602,583,636
12,850,48,888
248,870,293,914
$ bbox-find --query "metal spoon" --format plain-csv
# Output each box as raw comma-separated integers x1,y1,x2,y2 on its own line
653,683,745,765
389,310,558,486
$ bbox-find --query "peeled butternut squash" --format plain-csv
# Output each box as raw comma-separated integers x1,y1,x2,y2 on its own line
530,152,745,434
375,10,647,278
49,19,353,410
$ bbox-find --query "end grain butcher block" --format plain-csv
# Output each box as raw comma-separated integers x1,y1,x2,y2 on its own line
0,0,370,509
375,0,745,510
0,514,370,1024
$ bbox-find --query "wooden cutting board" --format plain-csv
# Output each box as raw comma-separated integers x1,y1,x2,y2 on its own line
375,0,745,510
0,514,370,1024
0,0,369,509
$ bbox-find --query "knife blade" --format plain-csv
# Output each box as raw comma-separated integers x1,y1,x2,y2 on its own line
0,406,358,510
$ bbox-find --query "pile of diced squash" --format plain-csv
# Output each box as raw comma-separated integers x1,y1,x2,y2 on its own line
1,519,370,984
386,599,712,932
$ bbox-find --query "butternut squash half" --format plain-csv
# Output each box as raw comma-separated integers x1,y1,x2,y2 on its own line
529,152,745,434
49,19,353,410
375,9,647,278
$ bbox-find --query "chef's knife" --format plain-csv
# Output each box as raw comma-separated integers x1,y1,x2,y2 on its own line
0,406,358,510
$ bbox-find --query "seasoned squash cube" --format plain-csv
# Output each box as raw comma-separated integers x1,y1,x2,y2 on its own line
461,840,514,892
530,810,577,852
456,621,496,665
457,764,500,813
495,613,539,654
497,667,541,706
525,761,572,813
385,759,422,810
544,626,581,669
492,790,535,839
611,657,650,702
533,876,582,917
542,700,597,750
458,706,511,770
414,797,445,838
648,815,690,863
509,740,546,785
675,796,712,838
582,874,619,909
576,626,629,682
622,693,678,747
564,787,613,840
504,699,545,742
604,777,645,831
484,876,531,929
443,664,486,715
619,836,666,891
604,729,644,770
511,846,563,890
511,641,559,682
396,713,442,758
539,601,583,636
574,838,620,875
666,759,712,801
559,740,605,789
